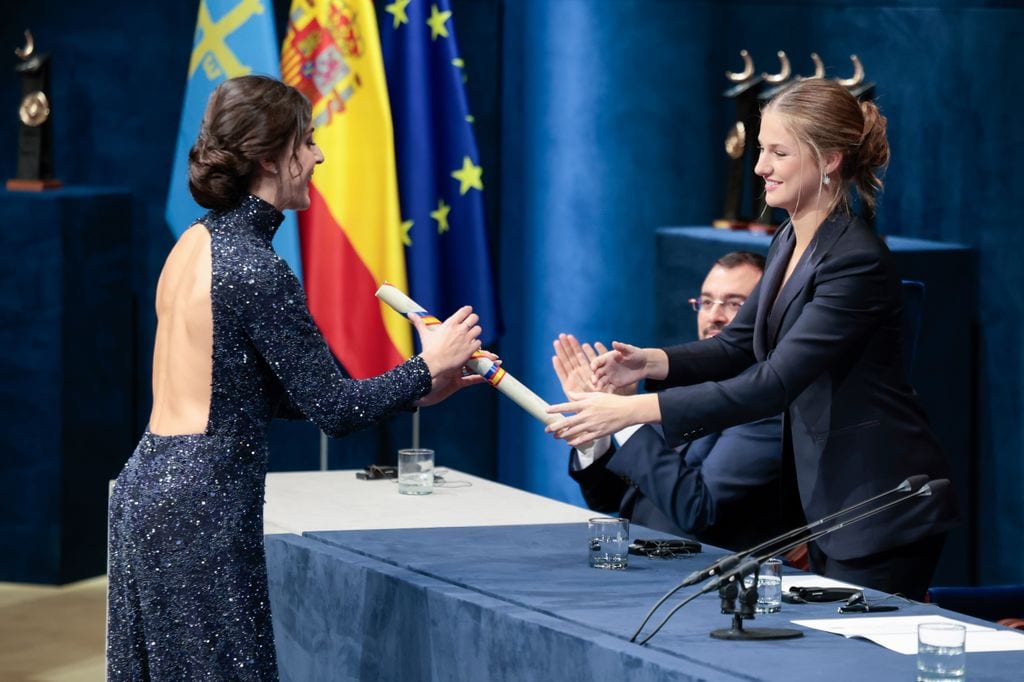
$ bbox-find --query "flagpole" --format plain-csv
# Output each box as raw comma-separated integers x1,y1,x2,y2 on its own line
412,409,420,449
319,430,328,471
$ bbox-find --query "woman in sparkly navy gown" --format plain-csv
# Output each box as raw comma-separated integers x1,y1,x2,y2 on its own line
106,76,484,680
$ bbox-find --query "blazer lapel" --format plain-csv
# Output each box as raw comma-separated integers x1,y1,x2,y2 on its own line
754,223,792,359
766,213,854,346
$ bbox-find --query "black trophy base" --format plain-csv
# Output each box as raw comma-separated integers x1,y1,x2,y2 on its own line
710,614,803,641
7,178,63,192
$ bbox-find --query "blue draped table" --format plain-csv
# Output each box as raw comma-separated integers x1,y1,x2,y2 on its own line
265,523,1020,681
654,226,976,586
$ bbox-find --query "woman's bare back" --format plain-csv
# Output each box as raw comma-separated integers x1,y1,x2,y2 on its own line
148,224,213,435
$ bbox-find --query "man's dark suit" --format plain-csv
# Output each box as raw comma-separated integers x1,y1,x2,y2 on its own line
652,214,959,562
569,415,784,551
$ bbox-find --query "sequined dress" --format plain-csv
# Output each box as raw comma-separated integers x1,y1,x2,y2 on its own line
107,195,432,680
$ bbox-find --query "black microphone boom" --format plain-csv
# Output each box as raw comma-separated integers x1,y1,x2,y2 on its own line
677,474,930,588
630,476,943,645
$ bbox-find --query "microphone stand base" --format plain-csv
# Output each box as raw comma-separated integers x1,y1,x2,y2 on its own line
710,614,803,641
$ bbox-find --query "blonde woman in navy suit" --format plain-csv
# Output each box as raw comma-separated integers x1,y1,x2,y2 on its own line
547,78,958,599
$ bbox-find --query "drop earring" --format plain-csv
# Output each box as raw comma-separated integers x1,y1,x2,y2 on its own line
822,172,831,186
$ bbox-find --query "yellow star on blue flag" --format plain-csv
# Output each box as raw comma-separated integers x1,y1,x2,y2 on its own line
426,4,452,40
451,156,483,195
381,0,502,343
386,0,412,29
430,199,451,233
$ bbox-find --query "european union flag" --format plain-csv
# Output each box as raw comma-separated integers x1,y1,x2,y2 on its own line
166,0,303,280
380,0,501,343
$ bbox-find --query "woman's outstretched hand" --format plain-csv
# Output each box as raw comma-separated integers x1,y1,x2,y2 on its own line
544,391,660,447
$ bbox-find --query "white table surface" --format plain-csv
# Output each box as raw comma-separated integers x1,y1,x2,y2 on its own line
263,468,596,535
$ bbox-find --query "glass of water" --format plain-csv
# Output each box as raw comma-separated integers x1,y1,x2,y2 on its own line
756,558,782,613
743,557,783,613
588,517,629,569
917,622,966,681
397,448,434,495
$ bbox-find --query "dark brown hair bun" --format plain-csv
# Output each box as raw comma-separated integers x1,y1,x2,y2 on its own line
187,75,311,210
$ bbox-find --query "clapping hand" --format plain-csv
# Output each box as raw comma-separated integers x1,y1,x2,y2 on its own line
592,341,649,391
547,334,653,447
552,334,636,398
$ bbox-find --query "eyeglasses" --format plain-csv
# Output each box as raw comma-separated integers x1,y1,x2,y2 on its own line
688,297,745,314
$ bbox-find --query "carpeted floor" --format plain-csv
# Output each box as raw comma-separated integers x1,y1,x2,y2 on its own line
0,577,107,681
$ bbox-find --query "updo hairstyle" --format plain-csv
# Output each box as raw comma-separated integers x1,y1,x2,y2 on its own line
188,75,312,210
764,78,890,218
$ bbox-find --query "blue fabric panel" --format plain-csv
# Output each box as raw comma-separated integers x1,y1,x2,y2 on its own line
267,525,1024,681
0,187,134,583
497,0,719,506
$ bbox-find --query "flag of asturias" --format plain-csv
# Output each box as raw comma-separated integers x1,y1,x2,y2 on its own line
380,0,502,344
166,0,304,281
281,0,411,378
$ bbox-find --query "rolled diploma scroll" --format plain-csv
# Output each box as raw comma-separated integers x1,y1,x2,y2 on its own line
376,284,562,425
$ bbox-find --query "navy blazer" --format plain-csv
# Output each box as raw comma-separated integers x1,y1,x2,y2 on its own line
569,415,784,551
652,214,959,560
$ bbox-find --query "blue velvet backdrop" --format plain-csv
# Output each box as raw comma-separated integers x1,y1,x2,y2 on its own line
1,1,1021,584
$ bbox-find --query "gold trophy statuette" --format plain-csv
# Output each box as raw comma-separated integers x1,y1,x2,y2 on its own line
19,91,50,127
714,50,762,231
8,30,62,191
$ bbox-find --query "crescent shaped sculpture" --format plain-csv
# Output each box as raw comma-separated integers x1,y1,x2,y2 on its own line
725,49,754,82
836,54,865,87
809,52,825,79
763,51,791,84
14,30,34,60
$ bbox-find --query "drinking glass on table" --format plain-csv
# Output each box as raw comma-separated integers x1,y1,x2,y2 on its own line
397,448,434,495
588,517,629,569
917,622,966,681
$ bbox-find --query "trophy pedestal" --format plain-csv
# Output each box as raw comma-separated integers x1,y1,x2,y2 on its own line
712,218,749,230
747,221,778,235
6,178,63,192
0,187,134,583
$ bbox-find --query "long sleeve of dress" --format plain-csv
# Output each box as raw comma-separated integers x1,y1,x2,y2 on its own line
221,254,432,438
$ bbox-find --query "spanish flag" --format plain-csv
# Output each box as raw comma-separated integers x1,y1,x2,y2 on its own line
281,0,410,378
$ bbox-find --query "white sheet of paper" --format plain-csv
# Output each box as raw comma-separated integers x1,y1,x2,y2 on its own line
790,614,1024,655
782,574,864,592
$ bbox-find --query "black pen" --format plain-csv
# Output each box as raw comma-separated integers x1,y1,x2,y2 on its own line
838,603,899,614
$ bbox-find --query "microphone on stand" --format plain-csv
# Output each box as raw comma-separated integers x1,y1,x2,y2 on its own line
629,475,929,642
678,474,930,588
630,476,944,645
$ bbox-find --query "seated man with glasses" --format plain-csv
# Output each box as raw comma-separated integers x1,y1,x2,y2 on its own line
555,252,785,551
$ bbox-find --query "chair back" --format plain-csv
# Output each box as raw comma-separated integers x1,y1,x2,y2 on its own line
901,280,926,380
927,585,1024,624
